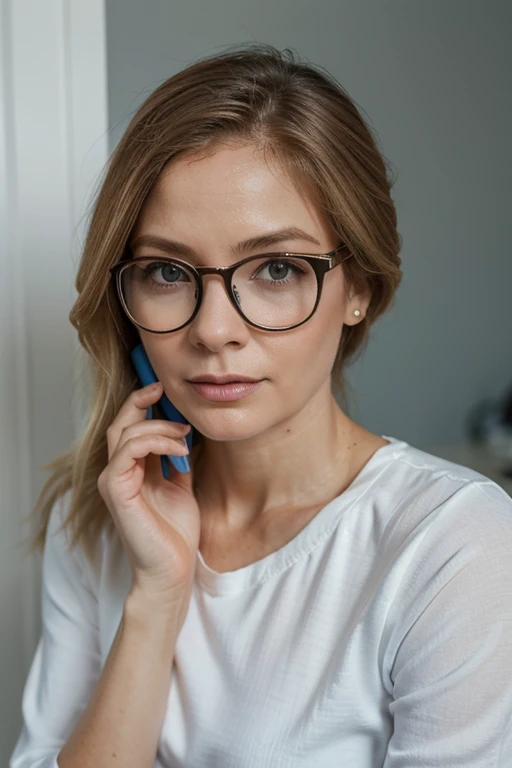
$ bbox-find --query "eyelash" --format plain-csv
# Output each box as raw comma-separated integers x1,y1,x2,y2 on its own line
138,255,307,289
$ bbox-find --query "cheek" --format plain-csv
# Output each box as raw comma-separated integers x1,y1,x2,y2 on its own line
137,333,182,383
269,315,342,381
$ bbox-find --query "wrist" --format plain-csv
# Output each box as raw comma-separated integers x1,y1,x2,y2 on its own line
125,588,184,629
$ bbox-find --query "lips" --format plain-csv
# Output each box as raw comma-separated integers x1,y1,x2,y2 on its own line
187,375,261,384
191,379,258,387
187,379,264,402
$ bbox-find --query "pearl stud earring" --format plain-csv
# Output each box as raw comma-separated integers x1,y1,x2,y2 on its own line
353,309,361,317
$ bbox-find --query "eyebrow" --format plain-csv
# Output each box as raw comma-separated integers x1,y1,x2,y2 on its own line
130,226,322,262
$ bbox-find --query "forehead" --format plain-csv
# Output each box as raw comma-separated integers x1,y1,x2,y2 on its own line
156,143,299,197
136,143,329,236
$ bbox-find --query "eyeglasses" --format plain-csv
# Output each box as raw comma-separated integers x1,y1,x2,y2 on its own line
109,244,351,333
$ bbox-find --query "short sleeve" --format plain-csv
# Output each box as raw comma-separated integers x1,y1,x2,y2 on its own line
382,480,512,768
10,492,102,768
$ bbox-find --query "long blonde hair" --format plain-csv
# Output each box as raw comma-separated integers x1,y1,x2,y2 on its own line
23,43,402,566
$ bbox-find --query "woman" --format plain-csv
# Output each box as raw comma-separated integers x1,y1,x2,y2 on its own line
11,44,512,768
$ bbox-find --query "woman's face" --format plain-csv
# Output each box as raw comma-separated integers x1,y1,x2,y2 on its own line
129,143,366,443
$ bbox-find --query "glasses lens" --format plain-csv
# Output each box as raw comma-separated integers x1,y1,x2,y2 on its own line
232,255,318,328
119,256,318,331
120,260,197,332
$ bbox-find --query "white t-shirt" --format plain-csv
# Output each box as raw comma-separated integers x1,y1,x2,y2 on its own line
10,435,512,767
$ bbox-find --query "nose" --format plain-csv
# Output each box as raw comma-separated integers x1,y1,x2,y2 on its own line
188,272,247,343
199,272,239,313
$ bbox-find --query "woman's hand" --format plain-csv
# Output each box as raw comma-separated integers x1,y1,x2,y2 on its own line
97,382,201,610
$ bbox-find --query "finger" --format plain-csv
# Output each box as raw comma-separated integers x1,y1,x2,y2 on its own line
108,433,190,482
115,419,190,458
106,382,164,460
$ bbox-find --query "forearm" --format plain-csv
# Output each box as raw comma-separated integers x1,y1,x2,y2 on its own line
57,590,185,768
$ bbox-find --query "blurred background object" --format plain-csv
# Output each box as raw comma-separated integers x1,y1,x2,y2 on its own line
467,381,512,461
426,380,512,496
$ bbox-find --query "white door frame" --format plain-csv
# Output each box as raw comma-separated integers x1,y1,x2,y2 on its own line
0,0,108,758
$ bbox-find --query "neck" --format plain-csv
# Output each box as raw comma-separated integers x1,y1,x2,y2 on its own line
189,389,363,532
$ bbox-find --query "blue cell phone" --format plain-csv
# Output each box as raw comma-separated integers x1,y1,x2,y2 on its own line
130,343,193,477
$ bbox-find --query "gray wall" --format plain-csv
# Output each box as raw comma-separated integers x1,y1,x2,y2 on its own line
105,0,512,448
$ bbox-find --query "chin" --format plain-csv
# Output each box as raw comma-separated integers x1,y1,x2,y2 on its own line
194,419,266,443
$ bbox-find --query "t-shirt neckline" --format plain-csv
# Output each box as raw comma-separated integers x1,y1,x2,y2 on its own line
195,434,407,596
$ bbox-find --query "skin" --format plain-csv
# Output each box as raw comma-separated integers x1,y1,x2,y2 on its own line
129,142,388,570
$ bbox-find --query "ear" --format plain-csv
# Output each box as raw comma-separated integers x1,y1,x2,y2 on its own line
343,287,371,326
